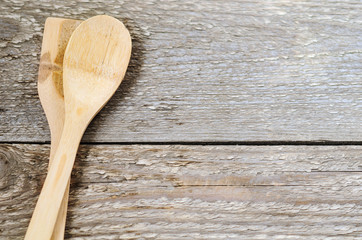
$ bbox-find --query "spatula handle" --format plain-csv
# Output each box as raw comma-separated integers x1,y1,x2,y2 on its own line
25,123,83,240
49,133,70,240
51,181,70,240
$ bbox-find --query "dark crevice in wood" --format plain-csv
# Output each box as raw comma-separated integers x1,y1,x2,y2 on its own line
1,140,362,146
74,183,362,187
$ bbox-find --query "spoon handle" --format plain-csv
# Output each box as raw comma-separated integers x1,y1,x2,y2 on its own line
25,122,84,240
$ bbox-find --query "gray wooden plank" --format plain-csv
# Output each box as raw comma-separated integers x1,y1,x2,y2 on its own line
0,0,361,142
1,144,361,239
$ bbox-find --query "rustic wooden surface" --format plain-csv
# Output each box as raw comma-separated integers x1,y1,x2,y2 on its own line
1,0,361,239
1,144,361,239
0,0,361,142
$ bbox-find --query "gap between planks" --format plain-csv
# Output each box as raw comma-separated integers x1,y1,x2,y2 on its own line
1,141,362,145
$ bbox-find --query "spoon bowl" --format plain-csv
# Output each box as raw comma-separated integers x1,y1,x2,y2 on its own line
64,15,131,121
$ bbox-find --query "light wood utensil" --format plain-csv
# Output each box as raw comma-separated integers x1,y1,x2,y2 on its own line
37,17,82,240
25,15,132,240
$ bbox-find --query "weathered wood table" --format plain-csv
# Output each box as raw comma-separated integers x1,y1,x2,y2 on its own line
1,0,361,239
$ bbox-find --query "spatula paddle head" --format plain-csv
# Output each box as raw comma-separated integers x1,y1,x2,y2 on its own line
37,17,82,153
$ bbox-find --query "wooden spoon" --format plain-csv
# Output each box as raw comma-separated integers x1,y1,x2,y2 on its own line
25,15,132,240
38,17,81,240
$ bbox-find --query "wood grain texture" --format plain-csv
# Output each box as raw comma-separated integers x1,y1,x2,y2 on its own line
1,0,361,142
1,144,361,239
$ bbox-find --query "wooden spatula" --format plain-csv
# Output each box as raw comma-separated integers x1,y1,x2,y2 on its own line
37,17,81,240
